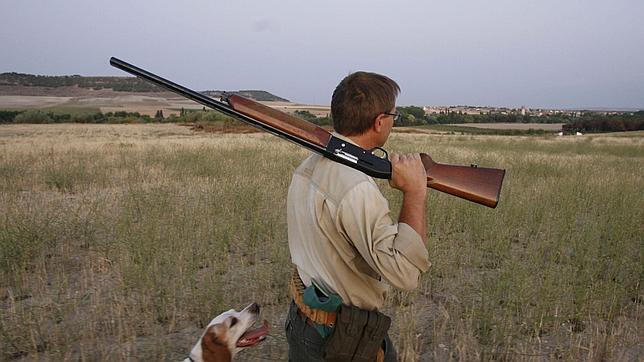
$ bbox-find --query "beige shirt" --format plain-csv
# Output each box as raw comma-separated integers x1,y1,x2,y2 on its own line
287,134,430,311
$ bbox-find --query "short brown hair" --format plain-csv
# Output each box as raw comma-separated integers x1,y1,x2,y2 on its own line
331,71,400,136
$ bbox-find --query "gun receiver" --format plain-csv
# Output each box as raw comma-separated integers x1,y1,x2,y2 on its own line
110,57,505,208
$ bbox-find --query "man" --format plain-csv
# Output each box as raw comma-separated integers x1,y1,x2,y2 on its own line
285,71,430,361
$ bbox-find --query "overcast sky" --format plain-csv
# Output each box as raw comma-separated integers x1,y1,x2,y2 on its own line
1,0,643,108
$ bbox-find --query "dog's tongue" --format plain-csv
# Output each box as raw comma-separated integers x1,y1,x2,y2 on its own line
237,320,269,347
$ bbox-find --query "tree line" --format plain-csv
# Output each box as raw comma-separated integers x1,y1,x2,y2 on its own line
394,107,644,133
0,110,161,124
562,112,644,133
0,109,238,125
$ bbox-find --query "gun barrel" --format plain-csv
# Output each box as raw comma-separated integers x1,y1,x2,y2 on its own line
109,57,327,153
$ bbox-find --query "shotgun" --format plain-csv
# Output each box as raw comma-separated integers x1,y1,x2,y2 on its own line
110,57,505,208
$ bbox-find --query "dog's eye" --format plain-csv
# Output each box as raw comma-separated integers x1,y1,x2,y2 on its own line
230,317,238,327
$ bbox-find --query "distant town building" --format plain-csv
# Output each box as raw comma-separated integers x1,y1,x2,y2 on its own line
422,104,591,118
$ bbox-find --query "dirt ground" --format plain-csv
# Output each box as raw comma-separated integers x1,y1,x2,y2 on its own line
0,89,330,118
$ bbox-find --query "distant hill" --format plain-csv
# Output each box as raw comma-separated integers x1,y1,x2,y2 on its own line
0,72,289,101
0,72,164,92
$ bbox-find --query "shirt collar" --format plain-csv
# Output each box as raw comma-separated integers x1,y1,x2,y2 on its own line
331,132,359,146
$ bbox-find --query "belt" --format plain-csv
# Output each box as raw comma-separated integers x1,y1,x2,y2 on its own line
289,269,337,327
288,269,385,362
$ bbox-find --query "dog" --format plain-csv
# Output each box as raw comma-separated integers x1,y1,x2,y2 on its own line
184,303,268,362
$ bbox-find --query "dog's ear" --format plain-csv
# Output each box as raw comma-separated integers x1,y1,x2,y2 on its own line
201,324,232,362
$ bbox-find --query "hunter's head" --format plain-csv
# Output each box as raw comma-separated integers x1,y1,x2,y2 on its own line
331,71,400,142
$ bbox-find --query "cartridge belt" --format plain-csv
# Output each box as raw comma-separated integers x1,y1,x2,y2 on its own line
289,269,337,327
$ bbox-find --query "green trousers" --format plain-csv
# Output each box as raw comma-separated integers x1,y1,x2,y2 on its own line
284,301,397,361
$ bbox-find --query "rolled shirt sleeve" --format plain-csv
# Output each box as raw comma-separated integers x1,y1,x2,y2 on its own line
336,181,430,291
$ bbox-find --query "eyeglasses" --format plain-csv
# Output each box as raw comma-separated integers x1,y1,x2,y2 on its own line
383,111,402,122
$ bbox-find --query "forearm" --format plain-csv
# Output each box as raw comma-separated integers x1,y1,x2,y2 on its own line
398,190,427,243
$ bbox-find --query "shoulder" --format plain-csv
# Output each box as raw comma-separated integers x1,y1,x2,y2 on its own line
320,157,380,200
291,153,381,204
293,153,322,177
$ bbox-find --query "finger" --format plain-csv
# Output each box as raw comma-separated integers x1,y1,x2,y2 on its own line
414,154,424,168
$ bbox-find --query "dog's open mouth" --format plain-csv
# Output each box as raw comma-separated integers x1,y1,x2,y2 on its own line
237,320,269,347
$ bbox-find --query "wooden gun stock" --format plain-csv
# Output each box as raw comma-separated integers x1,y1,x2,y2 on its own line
421,154,505,208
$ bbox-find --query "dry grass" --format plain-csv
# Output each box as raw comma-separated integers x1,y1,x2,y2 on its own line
1,124,642,361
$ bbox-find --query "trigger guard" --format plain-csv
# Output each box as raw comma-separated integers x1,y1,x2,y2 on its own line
370,147,389,160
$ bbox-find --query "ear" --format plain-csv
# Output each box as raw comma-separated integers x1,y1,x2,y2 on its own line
201,324,232,362
373,113,387,133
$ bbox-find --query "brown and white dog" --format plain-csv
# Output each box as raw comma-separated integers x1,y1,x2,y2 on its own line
184,303,269,362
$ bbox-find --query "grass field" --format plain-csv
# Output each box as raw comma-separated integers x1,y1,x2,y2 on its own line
0,124,642,361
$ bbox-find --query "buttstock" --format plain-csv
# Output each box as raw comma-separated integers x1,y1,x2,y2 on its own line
420,153,505,208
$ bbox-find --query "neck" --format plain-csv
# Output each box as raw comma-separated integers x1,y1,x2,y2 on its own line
346,132,380,150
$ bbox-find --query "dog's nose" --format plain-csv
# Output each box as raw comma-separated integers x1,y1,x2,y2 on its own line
249,303,260,313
